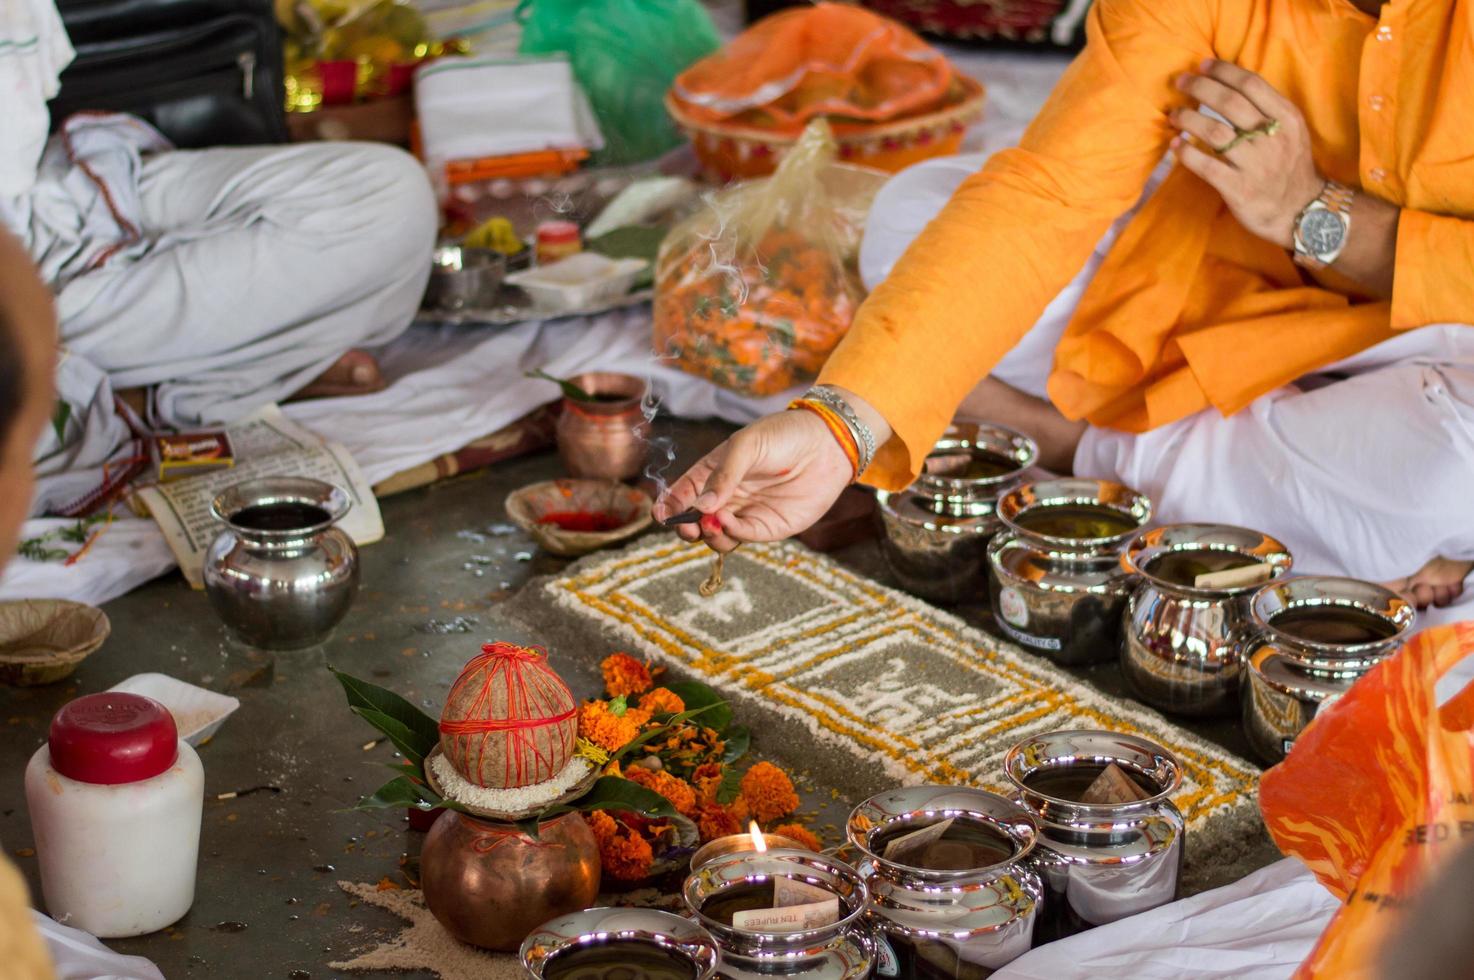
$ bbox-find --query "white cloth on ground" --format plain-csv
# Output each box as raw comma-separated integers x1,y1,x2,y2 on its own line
0,310,796,607
863,152,1474,626
30,911,164,980
23,134,437,516
0,0,73,197
992,858,1339,980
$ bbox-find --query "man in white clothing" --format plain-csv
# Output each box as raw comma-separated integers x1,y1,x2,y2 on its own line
4,0,437,514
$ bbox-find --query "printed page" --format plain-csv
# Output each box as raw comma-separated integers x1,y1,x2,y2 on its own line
137,406,384,589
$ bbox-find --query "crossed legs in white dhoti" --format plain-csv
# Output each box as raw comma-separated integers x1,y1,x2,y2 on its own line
862,155,1474,622
27,140,436,514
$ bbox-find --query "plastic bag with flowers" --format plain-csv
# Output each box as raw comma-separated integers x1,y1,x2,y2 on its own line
652,119,886,396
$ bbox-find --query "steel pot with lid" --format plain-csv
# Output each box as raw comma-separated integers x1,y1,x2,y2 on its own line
846,786,1042,979
1119,523,1294,716
876,421,1036,605
1240,576,1415,764
986,479,1151,665
1003,729,1185,945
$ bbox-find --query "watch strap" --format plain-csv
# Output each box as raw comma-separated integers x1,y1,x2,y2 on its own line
1292,180,1355,270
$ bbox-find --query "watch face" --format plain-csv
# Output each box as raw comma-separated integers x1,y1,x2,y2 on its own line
1301,209,1347,256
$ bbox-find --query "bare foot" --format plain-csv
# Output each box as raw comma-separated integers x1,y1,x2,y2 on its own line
288,350,386,401
1385,557,1474,610
957,376,1087,473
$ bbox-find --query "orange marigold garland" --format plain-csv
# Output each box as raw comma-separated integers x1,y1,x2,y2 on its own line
578,697,652,753
772,822,822,852
601,652,656,698
639,687,686,715
625,766,698,817
741,761,800,823
587,810,656,881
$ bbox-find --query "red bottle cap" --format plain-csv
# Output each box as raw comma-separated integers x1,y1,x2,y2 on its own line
536,220,580,244
49,693,179,785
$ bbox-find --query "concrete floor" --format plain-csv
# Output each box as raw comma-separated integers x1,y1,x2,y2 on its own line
0,418,1269,978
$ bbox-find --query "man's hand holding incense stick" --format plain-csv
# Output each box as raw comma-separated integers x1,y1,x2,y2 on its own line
653,395,885,553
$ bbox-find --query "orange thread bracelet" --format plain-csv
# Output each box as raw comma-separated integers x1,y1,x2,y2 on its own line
790,398,860,480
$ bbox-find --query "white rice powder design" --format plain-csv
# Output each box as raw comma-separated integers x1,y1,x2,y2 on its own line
430,753,593,812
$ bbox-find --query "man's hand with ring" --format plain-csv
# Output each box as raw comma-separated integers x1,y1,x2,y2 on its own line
1170,59,1325,249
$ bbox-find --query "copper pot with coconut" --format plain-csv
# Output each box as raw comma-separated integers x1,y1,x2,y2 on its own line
555,372,650,481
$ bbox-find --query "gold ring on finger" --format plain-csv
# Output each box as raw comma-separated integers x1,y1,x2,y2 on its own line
1215,117,1281,154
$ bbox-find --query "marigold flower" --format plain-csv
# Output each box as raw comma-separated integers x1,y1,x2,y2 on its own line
771,822,821,852
740,761,799,823
578,699,652,753
601,652,655,698
691,761,725,804
625,766,698,817
586,810,655,881
697,802,743,842
639,687,686,715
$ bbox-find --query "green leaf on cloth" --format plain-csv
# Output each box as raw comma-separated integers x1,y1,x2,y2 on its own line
524,369,597,402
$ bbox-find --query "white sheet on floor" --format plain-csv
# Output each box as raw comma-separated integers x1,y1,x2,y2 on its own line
0,311,793,607
993,858,1340,980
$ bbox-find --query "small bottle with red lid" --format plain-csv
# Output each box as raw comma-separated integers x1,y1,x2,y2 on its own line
25,692,204,937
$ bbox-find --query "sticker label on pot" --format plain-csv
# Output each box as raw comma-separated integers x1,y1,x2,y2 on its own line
998,618,1064,652
1282,737,1296,756
875,935,901,977
999,586,1029,627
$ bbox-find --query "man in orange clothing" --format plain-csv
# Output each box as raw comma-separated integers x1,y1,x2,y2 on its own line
656,0,1474,614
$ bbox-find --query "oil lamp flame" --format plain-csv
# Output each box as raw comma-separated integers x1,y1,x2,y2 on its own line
749,822,766,853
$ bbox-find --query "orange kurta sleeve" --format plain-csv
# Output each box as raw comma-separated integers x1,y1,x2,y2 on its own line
818,0,1216,490
1391,208,1474,329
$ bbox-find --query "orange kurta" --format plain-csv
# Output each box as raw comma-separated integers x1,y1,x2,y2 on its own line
819,0,1474,490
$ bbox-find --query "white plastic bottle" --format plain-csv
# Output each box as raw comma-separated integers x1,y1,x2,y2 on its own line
25,692,204,937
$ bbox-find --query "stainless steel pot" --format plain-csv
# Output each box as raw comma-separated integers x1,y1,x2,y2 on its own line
684,849,873,980
203,477,359,650
847,786,1042,979
1119,524,1294,716
986,479,1151,665
1003,730,1185,944
1240,576,1414,764
521,907,720,979
876,421,1036,605
423,244,506,311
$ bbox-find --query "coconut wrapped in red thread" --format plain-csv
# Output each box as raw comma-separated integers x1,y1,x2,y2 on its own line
439,641,578,789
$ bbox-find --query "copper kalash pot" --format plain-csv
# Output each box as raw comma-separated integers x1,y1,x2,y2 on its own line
555,372,650,481
419,810,600,951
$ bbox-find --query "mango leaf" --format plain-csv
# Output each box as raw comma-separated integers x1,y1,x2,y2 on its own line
351,706,430,769
524,369,596,402
538,776,678,821
610,702,719,763
715,766,743,805
663,682,732,732
722,724,751,764
51,401,71,444
330,668,439,760
353,776,439,812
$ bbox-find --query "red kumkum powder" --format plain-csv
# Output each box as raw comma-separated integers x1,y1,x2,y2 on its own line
537,510,625,533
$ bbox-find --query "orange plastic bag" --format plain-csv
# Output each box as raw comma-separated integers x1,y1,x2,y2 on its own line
668,3,954,135
652,120,884,396
1260,621,1474,979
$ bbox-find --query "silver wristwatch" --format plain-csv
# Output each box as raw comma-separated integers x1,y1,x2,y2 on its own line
1292,180,1355,270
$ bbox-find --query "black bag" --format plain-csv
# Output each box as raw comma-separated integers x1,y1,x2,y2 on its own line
49,0,289,148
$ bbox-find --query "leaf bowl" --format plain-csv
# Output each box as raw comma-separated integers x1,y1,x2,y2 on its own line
505,479,653,557
0,599,110,686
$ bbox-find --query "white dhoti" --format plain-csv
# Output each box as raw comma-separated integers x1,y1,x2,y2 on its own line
862,154,1474,624
8,115,437,515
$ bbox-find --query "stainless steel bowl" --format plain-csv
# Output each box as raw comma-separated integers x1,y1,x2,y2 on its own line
914,420,1037,518
521,907,720,979
1119,524,1293,717
1239,576,1415,764
203,477,358,650
423,245,507,311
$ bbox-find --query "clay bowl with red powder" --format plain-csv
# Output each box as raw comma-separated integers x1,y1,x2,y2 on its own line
505,479,654,557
